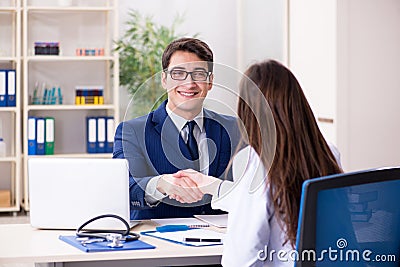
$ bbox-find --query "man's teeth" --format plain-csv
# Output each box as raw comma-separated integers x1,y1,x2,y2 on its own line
180,92,196,96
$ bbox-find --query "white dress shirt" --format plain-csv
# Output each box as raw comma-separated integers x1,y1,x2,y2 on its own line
212,143,341,267
144,106,209,205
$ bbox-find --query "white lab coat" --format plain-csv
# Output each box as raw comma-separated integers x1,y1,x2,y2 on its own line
212,144,341,267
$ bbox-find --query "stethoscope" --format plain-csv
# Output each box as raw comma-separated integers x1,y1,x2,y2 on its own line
75,214,140,248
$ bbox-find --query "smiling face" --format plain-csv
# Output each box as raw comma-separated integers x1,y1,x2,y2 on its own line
162,51,213,120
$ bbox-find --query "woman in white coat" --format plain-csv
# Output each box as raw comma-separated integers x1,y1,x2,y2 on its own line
174,60,342,267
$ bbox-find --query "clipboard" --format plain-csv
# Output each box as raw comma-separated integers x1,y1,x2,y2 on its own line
141,228,224,247
59,235,156,252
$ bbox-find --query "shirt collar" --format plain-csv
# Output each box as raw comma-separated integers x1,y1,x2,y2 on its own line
165,105,204,132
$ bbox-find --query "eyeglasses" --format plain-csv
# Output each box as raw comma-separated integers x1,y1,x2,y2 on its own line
166,69,210,81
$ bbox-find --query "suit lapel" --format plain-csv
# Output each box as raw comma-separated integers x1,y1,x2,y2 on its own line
204,110,221,176
148,101,196,173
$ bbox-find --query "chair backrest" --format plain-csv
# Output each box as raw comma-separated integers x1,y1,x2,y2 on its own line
295,167,400,267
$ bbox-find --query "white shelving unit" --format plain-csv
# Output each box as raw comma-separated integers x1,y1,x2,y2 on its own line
0,0,22,214
21,0,119,210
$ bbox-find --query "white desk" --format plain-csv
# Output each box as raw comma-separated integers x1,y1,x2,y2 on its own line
0,222,223,267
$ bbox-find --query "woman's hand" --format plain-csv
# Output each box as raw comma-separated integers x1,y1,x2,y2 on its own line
172,169,222,196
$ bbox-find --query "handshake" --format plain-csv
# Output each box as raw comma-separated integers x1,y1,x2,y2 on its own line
156,169,222,203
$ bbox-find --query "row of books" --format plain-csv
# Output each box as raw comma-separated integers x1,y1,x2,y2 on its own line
32,82,63,105
28,117,55,155
75,48,105,56
86,116,114,154
75,87,104,105
34,41,60,55
0,70,16,107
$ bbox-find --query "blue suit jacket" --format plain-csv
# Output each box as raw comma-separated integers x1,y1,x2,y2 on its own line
113,101,241,220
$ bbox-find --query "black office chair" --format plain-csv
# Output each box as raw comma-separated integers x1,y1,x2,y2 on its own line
295,167,400,267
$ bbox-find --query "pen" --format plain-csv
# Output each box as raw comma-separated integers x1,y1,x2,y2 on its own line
183,237,222,243
156,225,191,232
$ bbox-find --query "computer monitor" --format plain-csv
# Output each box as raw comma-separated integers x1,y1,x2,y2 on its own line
296,167,400,267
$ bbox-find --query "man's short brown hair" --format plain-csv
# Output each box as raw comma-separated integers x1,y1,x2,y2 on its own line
162,38,214,72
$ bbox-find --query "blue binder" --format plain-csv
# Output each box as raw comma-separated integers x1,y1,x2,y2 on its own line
36,117,45,155
96,117,106,153
59,235,155,253
105,116,114,153
86,117,97,153
0,70,6,107
6,70,16,107
28,117,37,155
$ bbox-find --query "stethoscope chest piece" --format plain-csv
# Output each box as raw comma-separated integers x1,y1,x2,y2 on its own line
106,233,124,248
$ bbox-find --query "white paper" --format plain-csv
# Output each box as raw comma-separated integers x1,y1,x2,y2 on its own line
146,228,224,247
151,217,209,227
194,214,228,228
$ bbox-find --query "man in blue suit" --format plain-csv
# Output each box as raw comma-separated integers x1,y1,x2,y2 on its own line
113,38,241,220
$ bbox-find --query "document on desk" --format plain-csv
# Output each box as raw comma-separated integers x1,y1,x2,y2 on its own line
194,214,228,228
142,228,224,247
151,217,209,227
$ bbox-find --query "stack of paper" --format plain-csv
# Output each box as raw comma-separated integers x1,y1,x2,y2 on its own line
152,214,228,228
143,228,224,247
194,214,228,228
151,217,209,228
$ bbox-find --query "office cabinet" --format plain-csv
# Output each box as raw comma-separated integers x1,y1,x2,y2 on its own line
21,0,119,210
0,0,22,213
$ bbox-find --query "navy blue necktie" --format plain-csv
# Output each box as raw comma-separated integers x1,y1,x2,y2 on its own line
186,120,199,161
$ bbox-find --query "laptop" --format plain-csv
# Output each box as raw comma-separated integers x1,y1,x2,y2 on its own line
28,158,139,230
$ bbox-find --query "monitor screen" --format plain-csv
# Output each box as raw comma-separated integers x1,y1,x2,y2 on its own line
315,179,400,266
296,168,400,267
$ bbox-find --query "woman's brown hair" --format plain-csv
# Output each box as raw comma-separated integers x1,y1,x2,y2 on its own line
237,60,342,247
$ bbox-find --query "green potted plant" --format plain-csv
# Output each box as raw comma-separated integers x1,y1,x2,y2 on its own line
115,10,189,118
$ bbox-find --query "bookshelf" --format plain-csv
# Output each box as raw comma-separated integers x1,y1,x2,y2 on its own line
0,0,22,214
21,0,119,210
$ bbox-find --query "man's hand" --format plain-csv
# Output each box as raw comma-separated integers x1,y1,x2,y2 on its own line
173,169,222,196
156,174,204,203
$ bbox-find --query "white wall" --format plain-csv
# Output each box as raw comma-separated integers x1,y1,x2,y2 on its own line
289,0,400,171
289,0,337,144
338,0,400,171
240,0,286,70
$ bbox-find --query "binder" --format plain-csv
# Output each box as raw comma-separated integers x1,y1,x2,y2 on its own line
0,70,6,107
57,87,63,104
42,88,48,105
50,87,56,104
59,235,155,253
96,117,106,153
94,90,99,105
6,70,16,107
27,117,37,155
106,117,115,153
98,89,104,105
45,117,55,155
86,117,97,153
36,118,45,155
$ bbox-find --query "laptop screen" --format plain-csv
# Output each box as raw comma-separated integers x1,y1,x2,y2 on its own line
28,158,132,230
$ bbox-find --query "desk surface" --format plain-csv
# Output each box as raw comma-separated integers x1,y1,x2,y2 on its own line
0,222,223,266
